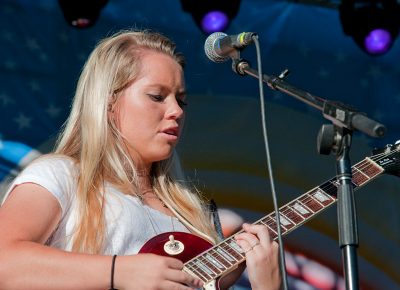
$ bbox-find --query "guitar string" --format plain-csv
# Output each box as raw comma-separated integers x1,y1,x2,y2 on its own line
185,147,400,274
194,147,400,266
222,147,400,243
243,147,400,236
258,146,400,232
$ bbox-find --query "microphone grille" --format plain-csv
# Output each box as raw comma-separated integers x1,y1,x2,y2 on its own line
204,32,230,63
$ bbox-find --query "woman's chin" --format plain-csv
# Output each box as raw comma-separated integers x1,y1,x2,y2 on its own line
151,150,174,163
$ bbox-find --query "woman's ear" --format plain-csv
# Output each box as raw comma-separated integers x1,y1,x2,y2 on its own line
107,95,119,127
108,92,119,114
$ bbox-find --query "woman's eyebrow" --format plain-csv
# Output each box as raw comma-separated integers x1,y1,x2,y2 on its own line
145,84,186,95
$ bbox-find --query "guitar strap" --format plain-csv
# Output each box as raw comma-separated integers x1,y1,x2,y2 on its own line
208,199,224,241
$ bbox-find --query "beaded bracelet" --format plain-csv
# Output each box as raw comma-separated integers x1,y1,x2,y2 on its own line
108,255,119,290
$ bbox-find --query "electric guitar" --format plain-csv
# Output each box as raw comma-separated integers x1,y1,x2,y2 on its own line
139,142,400,290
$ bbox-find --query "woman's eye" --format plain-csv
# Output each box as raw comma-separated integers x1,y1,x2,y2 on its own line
177,99,188,108
148,94,164,102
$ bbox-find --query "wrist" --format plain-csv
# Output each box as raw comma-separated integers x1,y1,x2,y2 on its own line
108,255,118,290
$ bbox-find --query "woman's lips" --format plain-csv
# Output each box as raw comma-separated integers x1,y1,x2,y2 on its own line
160,127,179,140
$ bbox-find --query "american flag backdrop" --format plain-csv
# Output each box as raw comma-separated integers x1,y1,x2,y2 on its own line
0,1,399,289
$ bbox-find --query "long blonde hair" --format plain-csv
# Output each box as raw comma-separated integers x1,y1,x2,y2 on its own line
55,30,218,253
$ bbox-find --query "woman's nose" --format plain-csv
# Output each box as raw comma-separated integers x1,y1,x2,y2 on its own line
165,98,184,120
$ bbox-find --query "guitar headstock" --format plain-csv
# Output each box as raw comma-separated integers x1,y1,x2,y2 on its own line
372,141,400,177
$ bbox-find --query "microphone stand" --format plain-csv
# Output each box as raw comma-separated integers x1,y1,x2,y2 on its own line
231,58,386,290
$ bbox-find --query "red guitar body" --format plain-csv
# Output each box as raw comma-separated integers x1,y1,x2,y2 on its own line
139,231,221,290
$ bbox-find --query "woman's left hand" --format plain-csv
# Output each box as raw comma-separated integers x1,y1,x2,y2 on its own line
235,223,281,290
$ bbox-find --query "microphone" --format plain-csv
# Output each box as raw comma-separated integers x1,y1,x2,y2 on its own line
204,32,257,63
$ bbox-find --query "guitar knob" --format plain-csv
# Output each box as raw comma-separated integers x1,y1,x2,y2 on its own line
164,234,185,255
169,235,175,244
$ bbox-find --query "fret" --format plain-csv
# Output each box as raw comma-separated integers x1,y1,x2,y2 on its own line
311,188,335,206
209,248,232,268
195,256,216,277
194,259,215,277
191,260,214,279
363,158,384,177
299,193,323,212
185,262,211,281
202,254,224,274
308,190,325,207
283,206,305,224
262,216,278,233
354,159,374,179
259,218,278,238
215,246,236,264
218,243,236,264
260,216,277,233
329,178,340,188
265,215,288,234
278,212,295,230
207,253,226,270
183,266,208,283
352,167,370,186
223,239,244,261
288,199,313,218
353,161,371,178
356,159,370,169
188,241,244,283
320,180,338,197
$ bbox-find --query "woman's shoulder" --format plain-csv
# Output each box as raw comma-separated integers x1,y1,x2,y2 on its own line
24,154,77,174
1,154,79,209
15,154,80,188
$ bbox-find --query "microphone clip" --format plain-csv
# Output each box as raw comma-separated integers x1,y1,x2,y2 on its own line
232,58,249,76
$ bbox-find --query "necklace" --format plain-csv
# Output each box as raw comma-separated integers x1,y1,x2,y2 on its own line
136,189,167,208
144,206,176,235
136,187,175,234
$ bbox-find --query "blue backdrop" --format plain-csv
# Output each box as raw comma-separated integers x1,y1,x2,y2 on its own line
0,1,399,289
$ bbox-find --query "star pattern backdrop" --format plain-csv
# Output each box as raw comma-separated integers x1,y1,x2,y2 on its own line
0,1,399,289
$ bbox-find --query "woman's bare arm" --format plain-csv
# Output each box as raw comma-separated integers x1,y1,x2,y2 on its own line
0,183,111,289
0,183,203,290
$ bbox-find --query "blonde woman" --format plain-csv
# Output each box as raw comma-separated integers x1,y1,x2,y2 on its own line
0,30,280,290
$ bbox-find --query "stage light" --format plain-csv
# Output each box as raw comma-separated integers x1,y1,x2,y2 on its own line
58,0,109,29
180,0,241,34
339,0,400,56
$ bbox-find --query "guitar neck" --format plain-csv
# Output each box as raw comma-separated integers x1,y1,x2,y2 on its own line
183,156,385,283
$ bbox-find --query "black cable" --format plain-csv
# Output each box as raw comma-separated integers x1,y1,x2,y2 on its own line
252,35,289,290
108,254,119,290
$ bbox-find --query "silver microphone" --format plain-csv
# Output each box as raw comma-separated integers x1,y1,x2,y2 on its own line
204,32,257,63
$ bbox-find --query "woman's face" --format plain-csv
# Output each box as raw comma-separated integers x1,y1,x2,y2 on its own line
114,51,186,169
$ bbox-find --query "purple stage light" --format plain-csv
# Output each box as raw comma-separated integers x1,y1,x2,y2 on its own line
364,28,392,55
201,11,229,34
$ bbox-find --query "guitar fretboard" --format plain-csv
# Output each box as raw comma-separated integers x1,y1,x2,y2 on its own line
183,157,385,283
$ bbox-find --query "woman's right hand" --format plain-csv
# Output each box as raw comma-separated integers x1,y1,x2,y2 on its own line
115,253,203,290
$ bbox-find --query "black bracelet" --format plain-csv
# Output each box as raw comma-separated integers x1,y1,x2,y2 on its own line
108,255,119,290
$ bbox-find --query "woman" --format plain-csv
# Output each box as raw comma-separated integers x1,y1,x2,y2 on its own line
0,30,280,290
